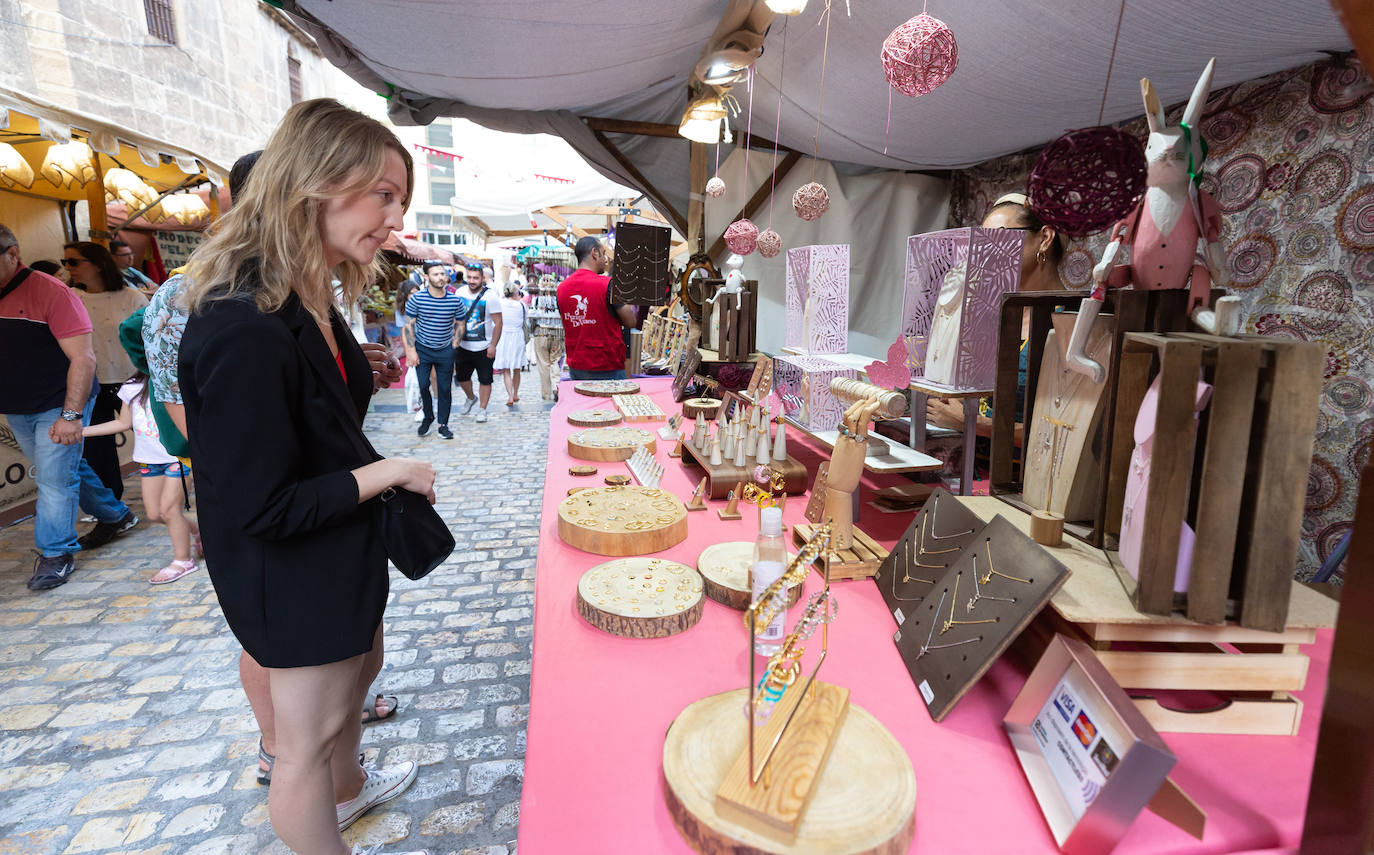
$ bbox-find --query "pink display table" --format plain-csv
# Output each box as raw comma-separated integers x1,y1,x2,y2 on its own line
518,377,1329,854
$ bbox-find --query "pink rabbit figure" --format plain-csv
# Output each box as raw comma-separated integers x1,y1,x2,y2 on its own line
1066,58,1242,382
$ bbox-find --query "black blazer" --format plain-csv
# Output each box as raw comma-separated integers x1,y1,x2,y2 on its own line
180,286,388,668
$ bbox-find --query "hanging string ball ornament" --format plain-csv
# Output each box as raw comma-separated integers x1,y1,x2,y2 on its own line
881,14,959,98
1028,126,1148,237
756,228,782,258
793,181,830,221
724,218,760,255
705,176,726,198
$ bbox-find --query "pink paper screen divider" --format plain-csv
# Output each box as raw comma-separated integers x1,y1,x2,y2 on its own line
774,354,857,431
785,244,849,354
902,227,1023,390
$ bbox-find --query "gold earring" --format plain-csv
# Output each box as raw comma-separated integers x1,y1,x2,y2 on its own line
1036,249,1047,265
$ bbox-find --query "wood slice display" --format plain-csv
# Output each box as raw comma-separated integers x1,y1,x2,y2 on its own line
567,427,658,462
575,379,641,397
697,541,802,611
684,397,722,420
663,689,916,855
575,557,704,638
568,409,624,428
557,486,688,556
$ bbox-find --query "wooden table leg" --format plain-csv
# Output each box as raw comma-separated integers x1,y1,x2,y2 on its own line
961,397,978,496
910,390,928,450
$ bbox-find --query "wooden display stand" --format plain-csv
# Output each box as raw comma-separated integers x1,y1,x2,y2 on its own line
960,496,1338,736
574,379,641,397
696,541,800,610
702,281,759,362
683,397,721,420
557,486,688,557
792,522,889,582
575,557,704,639
663,689,916,854
567,427,657,462
613,394,666,422
678,441,808,501
567,409,623,428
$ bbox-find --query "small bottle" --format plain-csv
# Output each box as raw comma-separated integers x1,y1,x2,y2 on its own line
750,506,787,656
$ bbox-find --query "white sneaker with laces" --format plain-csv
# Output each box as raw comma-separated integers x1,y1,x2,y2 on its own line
337,761,418,831
461,396,478,415
475,408,488,423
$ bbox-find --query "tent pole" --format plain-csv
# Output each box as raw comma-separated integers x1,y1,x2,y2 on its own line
86,156,109,246
688,141,706,253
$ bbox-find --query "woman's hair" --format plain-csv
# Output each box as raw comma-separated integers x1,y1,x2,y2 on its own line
185,99,413,320
64,241,124,292
30,259,61,276
503,283,519,299
988,195,1065,264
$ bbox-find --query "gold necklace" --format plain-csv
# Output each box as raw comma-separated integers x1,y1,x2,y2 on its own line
978,539,1032,585
966,552,1017,612
893,540,933,601
916,589,984,658
940,572,999,635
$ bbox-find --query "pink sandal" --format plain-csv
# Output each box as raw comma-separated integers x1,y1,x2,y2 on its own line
150,559,197,585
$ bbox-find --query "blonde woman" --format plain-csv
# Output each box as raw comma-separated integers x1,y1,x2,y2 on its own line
180,99,433,855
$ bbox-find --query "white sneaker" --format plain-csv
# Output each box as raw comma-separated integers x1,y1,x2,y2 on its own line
461,397,477,416
475,409,488,423
337,762,418,831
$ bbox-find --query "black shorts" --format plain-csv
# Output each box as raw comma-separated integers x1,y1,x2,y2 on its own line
454,347,495,385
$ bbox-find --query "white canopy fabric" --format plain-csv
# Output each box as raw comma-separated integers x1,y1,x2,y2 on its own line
280,0,1352,232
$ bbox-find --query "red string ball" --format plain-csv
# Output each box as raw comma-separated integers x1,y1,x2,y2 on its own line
724,218,760,255
793,181,830,221
756,228,782,258
881,14,959,98
1028,126,1148,237
705,176,726,198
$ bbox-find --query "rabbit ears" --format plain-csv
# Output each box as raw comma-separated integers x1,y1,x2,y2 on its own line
1141,57,1216,133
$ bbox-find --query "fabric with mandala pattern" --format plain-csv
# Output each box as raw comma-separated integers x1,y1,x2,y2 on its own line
950,58,1372,582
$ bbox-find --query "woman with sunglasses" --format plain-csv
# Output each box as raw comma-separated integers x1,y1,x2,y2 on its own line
63,242,148,511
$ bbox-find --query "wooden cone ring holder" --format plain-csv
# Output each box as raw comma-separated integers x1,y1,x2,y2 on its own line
686,477,709,511
717,483,744,521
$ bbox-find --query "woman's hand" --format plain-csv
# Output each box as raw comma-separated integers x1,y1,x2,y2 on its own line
925,397,965,431
361,342,402,392
388,459,436,504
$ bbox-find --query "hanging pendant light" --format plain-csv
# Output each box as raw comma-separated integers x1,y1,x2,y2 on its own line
40,141,96,189
159,192,210,226
103,167,159,210
0,143,34,189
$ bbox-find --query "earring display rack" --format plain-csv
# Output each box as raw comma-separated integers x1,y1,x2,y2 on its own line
575,557,704,638
893,515,1070,722
873,487,984,623
567,427,658,462
613,393,666,422
556,486,688,556
695,541,802,611
567,409,624,429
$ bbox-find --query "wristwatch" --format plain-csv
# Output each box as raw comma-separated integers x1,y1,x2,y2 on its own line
59,409,82,422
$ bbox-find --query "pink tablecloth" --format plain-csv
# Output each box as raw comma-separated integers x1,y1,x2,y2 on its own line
518,377,1327,855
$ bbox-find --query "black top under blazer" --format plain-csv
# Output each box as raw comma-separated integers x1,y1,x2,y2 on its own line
180,284,386,668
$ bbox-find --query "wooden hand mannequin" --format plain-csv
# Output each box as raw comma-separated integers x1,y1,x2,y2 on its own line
824,397,881,550
1065,58,1242,383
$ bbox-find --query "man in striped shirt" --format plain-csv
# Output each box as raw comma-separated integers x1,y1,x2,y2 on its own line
404,261,462,439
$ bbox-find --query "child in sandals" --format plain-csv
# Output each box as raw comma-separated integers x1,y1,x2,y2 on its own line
84,371,201,583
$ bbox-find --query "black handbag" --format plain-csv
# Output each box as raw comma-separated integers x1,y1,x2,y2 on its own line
376,484,455,581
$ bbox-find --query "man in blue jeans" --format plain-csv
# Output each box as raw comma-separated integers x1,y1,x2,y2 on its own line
0,226,136,590
404,260,462,440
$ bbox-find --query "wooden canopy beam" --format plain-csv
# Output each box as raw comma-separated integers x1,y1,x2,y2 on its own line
539,208,591,241
707,149,802,260
590,128,688,237
582,116,799,156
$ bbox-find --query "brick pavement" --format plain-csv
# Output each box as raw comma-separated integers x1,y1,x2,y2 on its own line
0,388,549,855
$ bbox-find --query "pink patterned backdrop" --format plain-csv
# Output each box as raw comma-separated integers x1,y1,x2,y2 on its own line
903,227,1023,390
785,244,850,354
950,57,1373,582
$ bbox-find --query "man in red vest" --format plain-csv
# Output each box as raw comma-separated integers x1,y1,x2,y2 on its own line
557,235,637,380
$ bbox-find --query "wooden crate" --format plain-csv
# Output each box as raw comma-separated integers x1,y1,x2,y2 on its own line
960,496,1337,736
1108,332,1324,631
792,523,889,581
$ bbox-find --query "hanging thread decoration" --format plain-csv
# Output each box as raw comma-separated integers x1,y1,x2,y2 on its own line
1025,0,1144,236
726,67,759,254
759,17,788,258
793,0,842,222
881,13,958,97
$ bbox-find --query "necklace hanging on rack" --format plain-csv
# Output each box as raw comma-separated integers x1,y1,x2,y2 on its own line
939,572,1000,635
893,540,934,601
966,552,1018,613
917,590,984,658
978,539,1032,585
914,516,957,561
926,494,976,540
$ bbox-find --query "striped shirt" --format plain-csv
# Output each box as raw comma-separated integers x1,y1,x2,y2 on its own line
405,288,463,349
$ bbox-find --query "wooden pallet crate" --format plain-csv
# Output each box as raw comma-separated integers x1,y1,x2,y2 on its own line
961,497,1337,736
792,523,889,581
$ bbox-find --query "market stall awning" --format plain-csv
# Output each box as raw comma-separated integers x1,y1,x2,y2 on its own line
277,0,1352,233
0,87,229,203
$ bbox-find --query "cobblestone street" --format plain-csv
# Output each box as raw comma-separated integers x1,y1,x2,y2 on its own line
0,387,551,855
